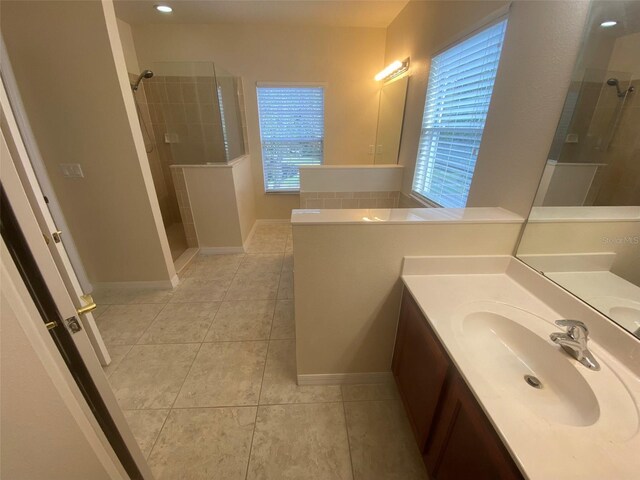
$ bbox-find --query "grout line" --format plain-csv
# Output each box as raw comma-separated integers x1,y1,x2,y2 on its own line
244,326,272,479
341,397,357,480
144,408,172,462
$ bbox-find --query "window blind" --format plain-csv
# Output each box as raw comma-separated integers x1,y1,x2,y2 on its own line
412,19,508,208
257,86,324,192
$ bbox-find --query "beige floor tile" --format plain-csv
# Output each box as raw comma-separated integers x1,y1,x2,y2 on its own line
225,271,280,301
285,234,294,253
282,252,294,272
138,302,219,344
247,402,353,480
205,300,275,342
277,270,294,299
174,341,268,407
183,262,240,279
270,300,295,340
109,344,199,409
148,407,256,480
103,345,133,377
193,253,245,267
341,382,400,402
92,304,109,319
96,304,164,345
184,254,244,278
260,339,341,405
254,223,291,235
123,409,169,458
238,254,284,274
245,233,287,254
344,400,428,480
93,287,173,305
169,275,233,303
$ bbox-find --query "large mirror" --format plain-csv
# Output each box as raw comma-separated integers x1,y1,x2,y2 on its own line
517,0,640,338
374,75,408,164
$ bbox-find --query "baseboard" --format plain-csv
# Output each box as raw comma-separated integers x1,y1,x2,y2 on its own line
296,371,393,386
255,218,291,225
92,279,175,290
198,246,245,254
174,248,199,274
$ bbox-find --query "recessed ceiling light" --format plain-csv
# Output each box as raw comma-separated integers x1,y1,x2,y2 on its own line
600,20,617,28
154,4,173,13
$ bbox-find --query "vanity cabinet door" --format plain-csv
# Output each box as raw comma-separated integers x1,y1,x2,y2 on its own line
392,291,450,451
425,374,523,480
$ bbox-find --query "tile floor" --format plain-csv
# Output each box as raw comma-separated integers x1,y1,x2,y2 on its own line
95,223,427,479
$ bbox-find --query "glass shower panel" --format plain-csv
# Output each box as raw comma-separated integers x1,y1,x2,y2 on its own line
148,61,247,166
214,64,247,161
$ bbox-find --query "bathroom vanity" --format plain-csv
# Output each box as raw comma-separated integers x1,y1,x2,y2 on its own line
393,290,522,479
392,256,640,480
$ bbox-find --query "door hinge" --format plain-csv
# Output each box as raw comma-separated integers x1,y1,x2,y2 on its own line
64,316,83,334
45,321,58,330
52,230,63,243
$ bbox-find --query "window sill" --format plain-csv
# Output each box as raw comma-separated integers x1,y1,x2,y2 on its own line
410,191,441,208
264,191,300,195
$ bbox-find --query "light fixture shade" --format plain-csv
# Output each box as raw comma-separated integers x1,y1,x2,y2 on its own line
375,58,410,82
155,4,173,13
600,20,617,27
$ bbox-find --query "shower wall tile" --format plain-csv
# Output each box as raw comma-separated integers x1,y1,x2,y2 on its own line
299,191,400,209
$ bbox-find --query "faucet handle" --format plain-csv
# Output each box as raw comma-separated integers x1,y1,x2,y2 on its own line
555,319,589,336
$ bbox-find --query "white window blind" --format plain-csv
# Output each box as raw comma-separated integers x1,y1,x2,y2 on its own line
257,86,324,192
412,19,508,208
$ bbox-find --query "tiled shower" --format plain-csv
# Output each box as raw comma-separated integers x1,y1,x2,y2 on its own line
130,62,248,261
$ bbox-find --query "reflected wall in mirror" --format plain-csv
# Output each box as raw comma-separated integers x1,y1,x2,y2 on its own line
374,75,408,164
517,0,640,339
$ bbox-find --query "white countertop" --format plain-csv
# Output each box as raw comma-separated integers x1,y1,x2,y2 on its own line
169,154,249,169
401,256,640,480
529,206,640,223
291,207,523,225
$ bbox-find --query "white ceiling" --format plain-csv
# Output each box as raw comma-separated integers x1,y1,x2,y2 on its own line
114,0,409,28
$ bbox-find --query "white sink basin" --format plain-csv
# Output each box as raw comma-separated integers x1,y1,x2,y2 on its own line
450,301,638,440
587,296,640,336
462,310,598,426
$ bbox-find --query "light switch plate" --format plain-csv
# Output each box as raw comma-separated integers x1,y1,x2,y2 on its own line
60,163,84,178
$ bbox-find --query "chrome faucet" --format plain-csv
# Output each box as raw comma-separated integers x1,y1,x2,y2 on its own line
550,320,600,371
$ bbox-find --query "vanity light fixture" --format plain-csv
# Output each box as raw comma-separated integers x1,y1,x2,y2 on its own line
600,20,617,27
375,58,410,82
154,4,173,13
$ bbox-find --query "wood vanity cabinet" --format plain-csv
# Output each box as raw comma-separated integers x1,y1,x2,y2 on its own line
392,289,523,480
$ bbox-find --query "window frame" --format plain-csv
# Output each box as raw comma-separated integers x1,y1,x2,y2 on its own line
411,16,508,208
256,82,326,194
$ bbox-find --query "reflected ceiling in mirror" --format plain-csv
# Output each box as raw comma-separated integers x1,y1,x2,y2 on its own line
517,0,640,339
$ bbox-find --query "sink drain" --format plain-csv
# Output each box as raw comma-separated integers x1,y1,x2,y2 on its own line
524,374,543,389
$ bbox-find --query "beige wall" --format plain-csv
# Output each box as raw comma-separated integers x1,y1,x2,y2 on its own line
385,0,590,217
608,32,640,73
130,23,387,219
293,221,522,375
183,166,243,248
518,220,640,286
2,0,174,284
232,154,257,243
180,156,256,248
116,17,140,74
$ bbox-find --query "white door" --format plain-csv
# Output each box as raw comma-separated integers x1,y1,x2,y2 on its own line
0,59,111,365
1,116,154,479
